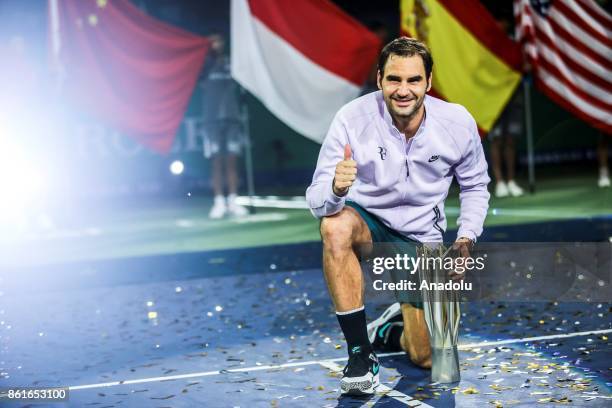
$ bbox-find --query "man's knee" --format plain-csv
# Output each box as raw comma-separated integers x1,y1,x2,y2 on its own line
400,304,432,368
320,209,357,249
400,333,432,368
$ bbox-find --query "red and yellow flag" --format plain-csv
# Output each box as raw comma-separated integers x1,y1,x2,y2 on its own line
401,0,523,132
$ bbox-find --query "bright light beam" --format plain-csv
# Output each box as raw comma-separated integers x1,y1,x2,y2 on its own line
169,160,184,175
0,133,46,232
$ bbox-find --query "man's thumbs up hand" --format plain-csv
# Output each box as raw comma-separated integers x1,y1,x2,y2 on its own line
333,144,357,197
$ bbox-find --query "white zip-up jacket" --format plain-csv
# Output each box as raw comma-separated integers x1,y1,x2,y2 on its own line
306,92,490,242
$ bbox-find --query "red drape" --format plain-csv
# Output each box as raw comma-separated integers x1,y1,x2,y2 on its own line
52,0,210,153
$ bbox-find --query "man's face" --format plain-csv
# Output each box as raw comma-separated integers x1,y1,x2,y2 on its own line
377,54,432,122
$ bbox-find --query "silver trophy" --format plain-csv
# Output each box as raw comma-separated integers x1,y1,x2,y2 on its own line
418,245,461,384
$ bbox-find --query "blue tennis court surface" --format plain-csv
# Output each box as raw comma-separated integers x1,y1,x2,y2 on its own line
1,0,611,404
1,242,610,407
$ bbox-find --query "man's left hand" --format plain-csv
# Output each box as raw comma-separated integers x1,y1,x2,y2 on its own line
450,237,473,281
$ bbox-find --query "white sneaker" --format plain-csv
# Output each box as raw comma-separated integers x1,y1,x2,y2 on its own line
598,175,611,188
340,346,380,396
507,180,524,197
209,197,227,219
227,194,249,217
495,181,509,198
228,201,249,217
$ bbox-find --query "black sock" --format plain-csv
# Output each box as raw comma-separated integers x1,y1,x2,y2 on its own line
336,306,371,354
388,324,403,351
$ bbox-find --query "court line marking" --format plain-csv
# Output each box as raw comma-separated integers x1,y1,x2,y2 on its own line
68,328,611,392
319,360,431,407
458,328,612,349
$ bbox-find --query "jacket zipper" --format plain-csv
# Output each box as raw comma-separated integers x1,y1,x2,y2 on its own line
404,138,413,180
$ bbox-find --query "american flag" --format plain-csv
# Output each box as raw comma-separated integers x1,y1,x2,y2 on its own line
514,0,611,134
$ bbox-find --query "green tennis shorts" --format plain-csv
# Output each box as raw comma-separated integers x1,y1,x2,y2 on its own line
346,201,423,309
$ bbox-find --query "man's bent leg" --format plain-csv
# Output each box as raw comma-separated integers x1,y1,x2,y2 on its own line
399,303,432,368
322,207,380,395
320,207,372,312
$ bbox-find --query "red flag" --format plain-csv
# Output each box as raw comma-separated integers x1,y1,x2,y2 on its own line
514,0,612,134
231,0,381,143
49,0,210,153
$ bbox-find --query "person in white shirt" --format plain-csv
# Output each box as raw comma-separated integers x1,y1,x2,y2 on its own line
306,37,490,395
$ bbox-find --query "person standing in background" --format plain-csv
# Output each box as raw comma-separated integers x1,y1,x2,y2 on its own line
201,34,249,219
489,87,525,198
489,15,525,198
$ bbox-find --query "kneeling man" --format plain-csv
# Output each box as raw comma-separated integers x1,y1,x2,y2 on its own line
305,37,490,395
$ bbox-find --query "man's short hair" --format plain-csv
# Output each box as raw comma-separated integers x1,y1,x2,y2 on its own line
377,37,433,80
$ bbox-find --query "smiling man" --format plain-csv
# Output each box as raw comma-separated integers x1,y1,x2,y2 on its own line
306,37,490,395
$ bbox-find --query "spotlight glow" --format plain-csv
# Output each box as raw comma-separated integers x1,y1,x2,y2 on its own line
0,136,45,230
170,160,184,175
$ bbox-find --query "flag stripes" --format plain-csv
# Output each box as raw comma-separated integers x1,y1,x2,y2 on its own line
230,0,380,143
515,0,612,133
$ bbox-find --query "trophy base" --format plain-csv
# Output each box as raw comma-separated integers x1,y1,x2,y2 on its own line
430,346,460,384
